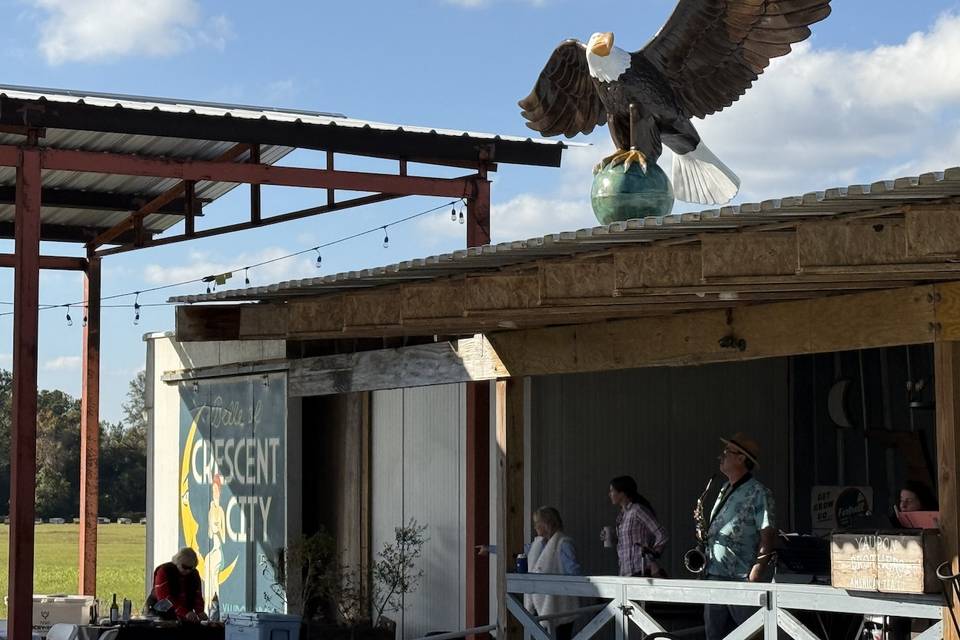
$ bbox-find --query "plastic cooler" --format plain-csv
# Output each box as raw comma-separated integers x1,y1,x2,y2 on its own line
226,613,302,640
1,595,96,632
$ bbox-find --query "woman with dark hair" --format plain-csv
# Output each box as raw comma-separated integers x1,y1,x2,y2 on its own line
899,480,938,513
603,476,669,577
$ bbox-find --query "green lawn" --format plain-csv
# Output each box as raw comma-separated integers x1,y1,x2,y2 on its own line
0,524,146,618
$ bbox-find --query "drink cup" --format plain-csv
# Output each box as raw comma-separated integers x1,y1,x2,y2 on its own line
602,526,614,548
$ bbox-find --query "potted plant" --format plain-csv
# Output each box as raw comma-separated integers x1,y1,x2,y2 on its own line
265,520,429,640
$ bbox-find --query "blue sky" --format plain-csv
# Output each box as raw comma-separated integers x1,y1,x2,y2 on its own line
0,0,959,422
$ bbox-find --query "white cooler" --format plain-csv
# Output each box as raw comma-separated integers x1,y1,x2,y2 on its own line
2,595,96,633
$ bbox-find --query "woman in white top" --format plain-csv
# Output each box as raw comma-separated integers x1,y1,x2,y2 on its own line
524,506,582,640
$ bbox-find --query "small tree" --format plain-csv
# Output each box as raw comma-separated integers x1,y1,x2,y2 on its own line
263,530,343,620
371,519,429,629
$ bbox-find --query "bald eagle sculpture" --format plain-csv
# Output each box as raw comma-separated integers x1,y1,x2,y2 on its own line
519,0,832,205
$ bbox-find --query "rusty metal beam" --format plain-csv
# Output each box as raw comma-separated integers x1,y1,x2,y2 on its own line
467,170,491,248
0,254,87,270
0,187,194,214
95,192,406,257
9,146,41,640
250,144,261,224
184,181,196,237
19,145,474,199
79,255,101,595
86,143,250,248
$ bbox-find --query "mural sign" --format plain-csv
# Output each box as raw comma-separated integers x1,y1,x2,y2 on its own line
179,373,286,613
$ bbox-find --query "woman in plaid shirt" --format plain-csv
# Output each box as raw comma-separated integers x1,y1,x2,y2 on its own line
605,476,669,577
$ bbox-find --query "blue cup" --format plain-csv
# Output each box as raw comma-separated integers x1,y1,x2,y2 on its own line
516,554,528,573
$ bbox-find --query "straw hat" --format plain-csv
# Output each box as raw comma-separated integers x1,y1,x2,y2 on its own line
720,432,761,467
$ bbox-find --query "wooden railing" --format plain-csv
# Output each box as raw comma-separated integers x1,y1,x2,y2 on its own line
506,574,946,640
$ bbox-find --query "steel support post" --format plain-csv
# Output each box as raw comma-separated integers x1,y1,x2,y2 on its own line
466,170,491,248
465,382,490,640
79,255,101,595
8,146,41,640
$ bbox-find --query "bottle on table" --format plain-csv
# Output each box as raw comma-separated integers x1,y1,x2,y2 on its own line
209,593,221,622
109,594,119,623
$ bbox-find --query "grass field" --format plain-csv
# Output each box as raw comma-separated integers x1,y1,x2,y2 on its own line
0,524,146,618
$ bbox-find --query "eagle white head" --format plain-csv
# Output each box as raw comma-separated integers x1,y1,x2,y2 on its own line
586,31,631,83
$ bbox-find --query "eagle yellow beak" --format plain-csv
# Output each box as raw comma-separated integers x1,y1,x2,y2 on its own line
590,32,614,57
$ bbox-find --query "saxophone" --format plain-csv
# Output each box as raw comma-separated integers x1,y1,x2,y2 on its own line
684,475,717,575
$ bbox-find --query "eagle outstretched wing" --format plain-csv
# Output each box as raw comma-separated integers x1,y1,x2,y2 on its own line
641,0,831,119
519,40,607,138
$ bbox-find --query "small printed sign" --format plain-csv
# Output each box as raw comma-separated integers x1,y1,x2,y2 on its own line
812,485,873,532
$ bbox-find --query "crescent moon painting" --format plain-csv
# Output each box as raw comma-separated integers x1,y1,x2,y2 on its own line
827,379,854,428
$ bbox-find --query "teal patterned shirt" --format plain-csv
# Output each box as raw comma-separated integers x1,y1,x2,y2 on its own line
704,475,776,580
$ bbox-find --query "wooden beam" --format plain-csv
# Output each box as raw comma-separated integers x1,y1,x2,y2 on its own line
488,284,940,377
906,204,960,258
495,378,524,640
0,254,87,271
175,305,241,341
9,147,41,640
701,232,796,278
798,219,920,269
284,336,508,396
539,257,615,301
615,244,702,289
78,256,100,595
935,340,960,640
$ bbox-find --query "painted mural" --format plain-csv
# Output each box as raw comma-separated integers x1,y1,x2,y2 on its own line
178,373,286,613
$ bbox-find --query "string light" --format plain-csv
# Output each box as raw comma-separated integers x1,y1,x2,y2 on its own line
315,248,322,269
450,206,457,222
459,210,465,224
65,306,73,327
245,268,251,286
0,199,461,319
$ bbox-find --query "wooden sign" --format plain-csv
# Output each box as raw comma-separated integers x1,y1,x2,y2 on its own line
876,531,942,594
830,532,877,591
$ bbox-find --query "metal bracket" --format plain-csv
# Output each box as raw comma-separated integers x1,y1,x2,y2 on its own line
618,603,634,616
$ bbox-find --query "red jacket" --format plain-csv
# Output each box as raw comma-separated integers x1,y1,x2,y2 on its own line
151,562,204,619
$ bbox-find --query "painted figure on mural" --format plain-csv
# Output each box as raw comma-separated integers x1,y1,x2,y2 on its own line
204,473,226,605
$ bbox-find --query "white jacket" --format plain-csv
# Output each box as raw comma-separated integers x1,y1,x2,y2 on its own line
523,532,580,629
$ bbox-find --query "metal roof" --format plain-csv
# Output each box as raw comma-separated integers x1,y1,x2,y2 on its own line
0,84,571,169
0,128,290,238
170,166,960,304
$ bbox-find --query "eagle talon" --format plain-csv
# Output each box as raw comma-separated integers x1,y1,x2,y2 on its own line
595,149,647,174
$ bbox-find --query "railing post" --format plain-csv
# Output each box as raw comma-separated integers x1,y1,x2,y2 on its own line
764,588,778,639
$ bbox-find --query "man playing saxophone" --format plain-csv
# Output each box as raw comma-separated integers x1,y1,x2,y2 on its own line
703,433,777,640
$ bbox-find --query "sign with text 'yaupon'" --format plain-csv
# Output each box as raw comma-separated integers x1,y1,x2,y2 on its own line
178,373,286,613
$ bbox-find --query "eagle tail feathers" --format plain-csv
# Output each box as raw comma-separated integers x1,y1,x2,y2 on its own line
671,142,740,206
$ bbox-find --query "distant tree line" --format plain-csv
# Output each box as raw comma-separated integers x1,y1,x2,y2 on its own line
0,370,147,519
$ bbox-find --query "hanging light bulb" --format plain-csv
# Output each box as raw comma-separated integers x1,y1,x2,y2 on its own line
450,206,457,222
459,210,465,224
133,293,141,326
315,248,322,268
382,227,389,249
65,306,73,327
82,313,87,328
245,268,251,286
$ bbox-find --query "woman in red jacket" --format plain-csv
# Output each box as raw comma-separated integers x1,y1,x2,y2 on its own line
147,548,208,622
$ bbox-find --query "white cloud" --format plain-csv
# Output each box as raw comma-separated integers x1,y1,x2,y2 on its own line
44,356,81,371
691,12,960,199
30,0,233,65
494,12,960,240
142,247,319,291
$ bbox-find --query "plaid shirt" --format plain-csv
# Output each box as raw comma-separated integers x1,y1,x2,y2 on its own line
616,502,669,577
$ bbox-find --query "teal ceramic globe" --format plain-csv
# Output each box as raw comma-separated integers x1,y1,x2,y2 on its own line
590,161,675,224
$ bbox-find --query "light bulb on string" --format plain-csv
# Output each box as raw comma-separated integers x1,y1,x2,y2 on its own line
245,268,251,286
450,206,457,222
65,306,73,327
82,311,87,328
133,293,141,326
382,227,389,249
459,210,465,224
315,248,322,268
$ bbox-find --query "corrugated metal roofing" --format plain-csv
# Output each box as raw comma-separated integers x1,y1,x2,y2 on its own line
0,128,290,233
170,166,960,304
0,84,568,149
0,84,576,238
